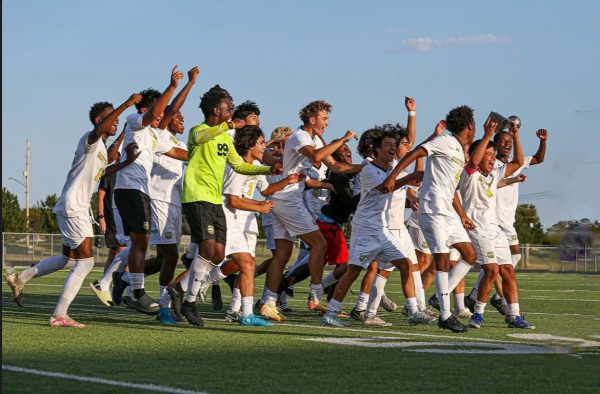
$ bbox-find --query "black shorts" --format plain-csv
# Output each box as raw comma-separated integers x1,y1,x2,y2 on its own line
104,224,126,249
114,189,151,235
182,201,226,244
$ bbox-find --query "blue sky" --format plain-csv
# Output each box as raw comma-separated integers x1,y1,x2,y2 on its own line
3,0,599,227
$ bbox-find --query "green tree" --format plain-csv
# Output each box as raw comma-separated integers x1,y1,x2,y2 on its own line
1,187,27,232
39,194,59,233
515,204,545,244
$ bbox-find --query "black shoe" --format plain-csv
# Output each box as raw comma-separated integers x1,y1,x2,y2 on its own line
438,315,469,333
223,274,237,293
490,295,508,316
181,254,193,270
428,294,440,311
324,283,336,302
464,293,476,313
255,298,264,310
212,284,223,311
125,293,160,315
166,284,183,318
181,301,205,327
111,272,128,306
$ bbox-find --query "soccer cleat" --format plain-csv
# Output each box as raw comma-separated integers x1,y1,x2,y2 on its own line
455,308,473,319
507,315,536,329
380,294,398,312
401,305,408,316
422,307,440,318
125,293,160,315
464,294,476,313
157,307,177,325
408,311,437,325
240,314,273,327
490,295,508,316
308,300,328,313
438,315,469,333
260,304,286,321
321,314,351,327
198,280,210,304
111,272,128,306
428,294,440,311
180,254,193,270
166,284,182,318
255,298,265,311
181,301,205,327
279,304,293,313
469,313,484,329
5,273,25,307
212,284,223,311
49,315,85,328
89,280,113,307
350,307,366,321
337,310,350,319
364,315,392,327
225,310,243,323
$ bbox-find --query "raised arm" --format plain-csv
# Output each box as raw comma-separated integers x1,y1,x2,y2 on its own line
530,129,548,165
299,130,357,163
107,123,127,164
321,155,365,174
226,138,272,175
467,117,497,169
504,122,524,177
405,96,416,147
142,66,184,127
159,66,199,130
89,94,141,145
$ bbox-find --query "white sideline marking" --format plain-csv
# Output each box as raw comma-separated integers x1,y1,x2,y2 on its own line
2,365,207,394
507,334,600,348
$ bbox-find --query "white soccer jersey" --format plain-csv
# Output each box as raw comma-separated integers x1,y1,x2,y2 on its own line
495,156,533,227
114,113,173,195
303,163,329,219
222,161,268,235
351,161,392,235
406,185,420,228
149,129,187,206
260,173,283,227
418,134,466,216
385,158,409,230
459,165,506,233
53,132,107,217
271,128,319,200
352,157,374,197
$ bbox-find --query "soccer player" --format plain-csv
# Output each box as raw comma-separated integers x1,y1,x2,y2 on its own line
5,94,142,327
113,66,189,315
260,100,362,321
180,85,278,327
382,106,486,332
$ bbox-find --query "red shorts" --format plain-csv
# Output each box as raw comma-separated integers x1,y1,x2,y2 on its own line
316,220,348,265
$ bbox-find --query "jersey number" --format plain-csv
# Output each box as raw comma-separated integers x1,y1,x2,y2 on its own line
217,143,228,157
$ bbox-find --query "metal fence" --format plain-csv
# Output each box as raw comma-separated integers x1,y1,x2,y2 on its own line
2,232,599,272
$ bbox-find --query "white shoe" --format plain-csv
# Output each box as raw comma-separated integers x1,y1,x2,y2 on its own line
455,308,473,319
408,311,437,325
380,294,398,312
364,315,392,327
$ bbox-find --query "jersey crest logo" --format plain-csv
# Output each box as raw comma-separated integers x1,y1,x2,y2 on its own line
421,241,429,249
511,234,518,241
207,225,215,235
143,221,150,231
165,231,173,239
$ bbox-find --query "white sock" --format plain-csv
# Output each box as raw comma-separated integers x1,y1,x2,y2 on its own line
366,274,387,317
241,296,253,318
20,255,70,283
435,271,451,321
355,291,369,311
511,254,522,268
406,297,419,314
508,303,520,317
474,301,486,314
309,283,324,301
186,254,213,303
98,248,129,290
180,272,190,292
322,271,338,289
129,273,144,291
262,288,278,304
471,269,484,300
206,265,227,285
411,270,426,310
186,243,198,259
327,299,341,317
159,286,170,308
53,257,94,317
448,260,472,292
454,293,465,312
228,288,241,313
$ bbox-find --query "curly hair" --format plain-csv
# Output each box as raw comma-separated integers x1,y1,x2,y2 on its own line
299,100,332,123
445,105,474,134
271,126,292,141
233,100,260,121
234,125,264,156
199,85,233,118
468,138,495,156
370,130,399,156
135,89,161,112
374,123,407,143
357,128,383,159
88,102,113,125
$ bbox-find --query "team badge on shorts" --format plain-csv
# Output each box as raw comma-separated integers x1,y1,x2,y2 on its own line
165,231,173,239
207,225,215,235
421,241,429,249
143,222,150,231
511,234,518,241
359,255,367,263
445,240,451,247
486,251,495,259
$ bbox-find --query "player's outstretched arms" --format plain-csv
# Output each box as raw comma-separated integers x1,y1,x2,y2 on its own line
159,66,199,130
530,129,548,165
299,130,357,164
164,147,188,161
142,66,184,127
498,174,527,188
90,94,142,145
260,173,302,197
226,195,273,214
377,171,423,194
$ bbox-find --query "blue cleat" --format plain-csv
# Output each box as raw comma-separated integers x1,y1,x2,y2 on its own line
469,312,484,329
321,314,351,327
507,315,536,329
157,307,176,325
239,314,273,327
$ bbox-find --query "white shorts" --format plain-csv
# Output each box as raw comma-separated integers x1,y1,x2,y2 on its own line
112,205,130,246
499,224,520,247
449,248,462,262
378,227,418,271
271,196,317,241
149,200,182,245
469,230,511,265
56,213,94,249
263,225,275,251
418,213,470,254
408,225,431,254
348,228,408,270
225,228,257,258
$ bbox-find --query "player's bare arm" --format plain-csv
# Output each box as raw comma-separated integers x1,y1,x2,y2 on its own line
405,96,416,147
159,66,199,130
498,173,527,188
376,171,423,194
226,194,273,214
530,129,548,165
298,130,357,163
453,190,476,230
103,142,140,176
141,66,184,127
467,117,498,169
107,122,127,163
259,173,302,197
503,122,525,177
90,94,141,145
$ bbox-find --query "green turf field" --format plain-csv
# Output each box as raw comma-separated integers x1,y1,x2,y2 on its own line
3,268,600,393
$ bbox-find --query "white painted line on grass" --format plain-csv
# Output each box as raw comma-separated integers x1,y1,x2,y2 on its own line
2,365,207,394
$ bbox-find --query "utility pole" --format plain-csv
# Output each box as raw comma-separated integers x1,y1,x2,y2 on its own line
25,139,30,232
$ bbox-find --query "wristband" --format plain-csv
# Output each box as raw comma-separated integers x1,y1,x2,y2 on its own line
408,111,416,117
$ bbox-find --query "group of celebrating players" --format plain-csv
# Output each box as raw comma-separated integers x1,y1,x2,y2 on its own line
5,65,548,333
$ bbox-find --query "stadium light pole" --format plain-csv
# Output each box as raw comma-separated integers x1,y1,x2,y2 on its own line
7,140,31,249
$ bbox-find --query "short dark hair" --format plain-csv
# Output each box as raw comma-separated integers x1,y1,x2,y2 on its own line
199,85,233,118
493,130,511,145
374,123,407,143
468,138,495,156
234,125,264,156
89,102,113,125
136,89,161,112
233,100,260,121
446,105,474,134
371,130,399,156
299,100,332,123
358,128,383,159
